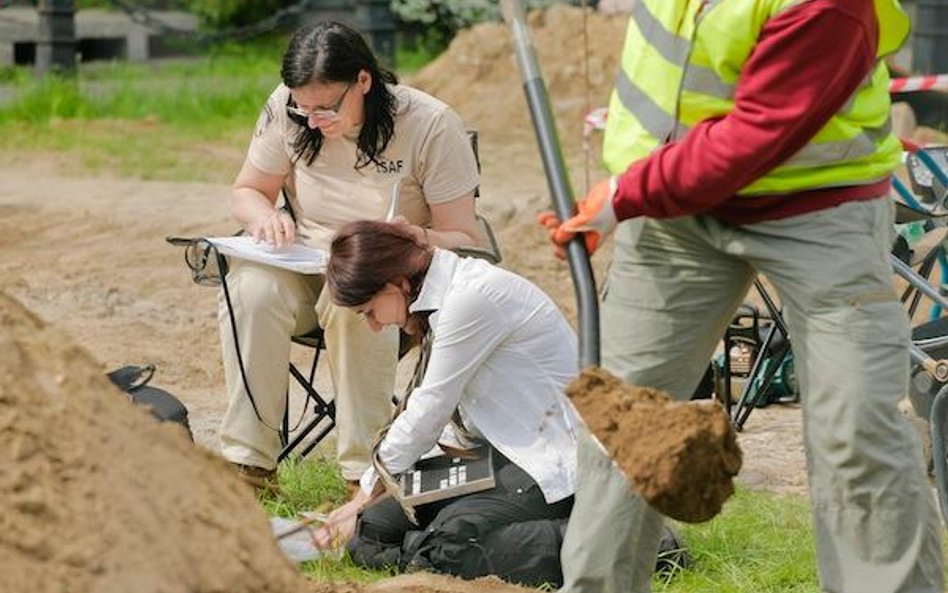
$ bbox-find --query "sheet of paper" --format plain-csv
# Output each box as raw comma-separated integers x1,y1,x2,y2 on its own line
206,236,327,275
269,516,340,563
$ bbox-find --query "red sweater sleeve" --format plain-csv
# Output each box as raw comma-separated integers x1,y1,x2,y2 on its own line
611,0,879,221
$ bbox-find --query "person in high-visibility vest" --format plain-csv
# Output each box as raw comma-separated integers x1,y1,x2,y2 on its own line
541,1,943,592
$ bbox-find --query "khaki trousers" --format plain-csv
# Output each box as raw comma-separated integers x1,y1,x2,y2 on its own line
217,258,397,479
560,198,943,593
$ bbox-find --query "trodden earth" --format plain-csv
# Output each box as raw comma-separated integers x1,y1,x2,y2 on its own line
0,4,935,592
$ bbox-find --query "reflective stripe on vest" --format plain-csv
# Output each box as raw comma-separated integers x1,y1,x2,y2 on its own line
615,68,678,141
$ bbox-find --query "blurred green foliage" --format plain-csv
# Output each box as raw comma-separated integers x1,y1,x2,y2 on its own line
185,0,293,29
392,0,565,52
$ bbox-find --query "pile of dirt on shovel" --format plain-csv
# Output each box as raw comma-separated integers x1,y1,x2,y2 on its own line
0,292,309,593
566,367,743,523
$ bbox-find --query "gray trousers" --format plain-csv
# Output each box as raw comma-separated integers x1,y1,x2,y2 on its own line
559,198,943,593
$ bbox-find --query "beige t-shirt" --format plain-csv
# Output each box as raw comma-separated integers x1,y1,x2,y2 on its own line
246,83,480,250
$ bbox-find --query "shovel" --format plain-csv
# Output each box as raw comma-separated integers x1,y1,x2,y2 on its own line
500,0,741,523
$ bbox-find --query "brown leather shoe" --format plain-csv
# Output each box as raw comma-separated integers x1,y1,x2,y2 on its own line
232,463,279,495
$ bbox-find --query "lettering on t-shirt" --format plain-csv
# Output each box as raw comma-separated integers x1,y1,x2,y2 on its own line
375,159,404,174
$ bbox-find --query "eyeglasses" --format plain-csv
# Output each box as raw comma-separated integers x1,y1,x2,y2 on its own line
287,82,353,119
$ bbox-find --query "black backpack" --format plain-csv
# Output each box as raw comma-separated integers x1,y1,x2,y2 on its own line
107,364,192,440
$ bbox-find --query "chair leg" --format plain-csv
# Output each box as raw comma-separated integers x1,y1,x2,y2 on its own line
733,336,791,431
728,281,792,430
278,344,337,463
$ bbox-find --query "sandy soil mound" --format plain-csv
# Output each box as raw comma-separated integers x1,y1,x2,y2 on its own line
0,292,308,593
410,5,628,151
566,367,743,523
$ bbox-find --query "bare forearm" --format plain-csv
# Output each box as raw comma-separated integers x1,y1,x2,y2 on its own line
232,186,296,246
232,187,278,229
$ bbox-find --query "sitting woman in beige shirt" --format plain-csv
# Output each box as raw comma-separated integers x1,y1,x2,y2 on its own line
219,20,482,491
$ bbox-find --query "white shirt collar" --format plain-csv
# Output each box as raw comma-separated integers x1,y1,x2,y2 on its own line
410,248,458,314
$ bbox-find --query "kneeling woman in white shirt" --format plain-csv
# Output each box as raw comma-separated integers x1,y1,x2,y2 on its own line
314,219,579,586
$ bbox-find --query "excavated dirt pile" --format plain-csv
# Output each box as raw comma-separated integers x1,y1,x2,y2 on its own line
567,367,743,523
0,292,308,593
410,5,628,150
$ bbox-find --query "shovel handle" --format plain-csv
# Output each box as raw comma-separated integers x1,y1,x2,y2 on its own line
501,0,601,367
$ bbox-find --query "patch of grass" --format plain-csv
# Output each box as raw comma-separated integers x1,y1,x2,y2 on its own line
256,462,948,590
300,554,396,584
260,455,349,518
0,35,443,182
655,488,818,593
259,456,392,584
258,462,825,590
0,48,282,126
0,43,282,181
395,42,440,75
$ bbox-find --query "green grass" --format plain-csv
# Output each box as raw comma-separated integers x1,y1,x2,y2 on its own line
262,459,825,591
258,462,948,591
657,489,818,593
0,41,282,125
0,41,284,181
395,42,441,75
0,37,441,182
259,455,393,584
260,455,349,518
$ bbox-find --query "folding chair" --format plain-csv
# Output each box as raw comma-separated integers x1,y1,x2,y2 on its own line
718,280,796,431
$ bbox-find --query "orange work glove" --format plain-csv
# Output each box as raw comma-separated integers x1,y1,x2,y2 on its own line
537,177,618,259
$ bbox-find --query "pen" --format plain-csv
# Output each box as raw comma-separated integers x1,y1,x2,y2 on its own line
385,178,402,222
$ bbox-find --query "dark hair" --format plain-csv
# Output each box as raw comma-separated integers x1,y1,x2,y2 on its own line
281,21,398,170
328,221,433,307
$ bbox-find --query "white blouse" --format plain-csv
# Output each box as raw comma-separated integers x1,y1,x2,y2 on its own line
360,249,580,503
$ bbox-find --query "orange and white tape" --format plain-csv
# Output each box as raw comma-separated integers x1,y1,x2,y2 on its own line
890,75,948,93
583,107,609,137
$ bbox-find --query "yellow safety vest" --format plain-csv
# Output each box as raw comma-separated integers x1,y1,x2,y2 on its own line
602,0,909,196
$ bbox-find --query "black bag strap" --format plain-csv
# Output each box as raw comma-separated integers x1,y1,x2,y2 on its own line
107,364,155,392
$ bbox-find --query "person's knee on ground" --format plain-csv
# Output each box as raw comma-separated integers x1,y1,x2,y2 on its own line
348,496,415,570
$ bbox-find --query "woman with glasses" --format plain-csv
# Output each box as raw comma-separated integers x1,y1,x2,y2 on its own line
313,220,579,586
219,21,483,493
